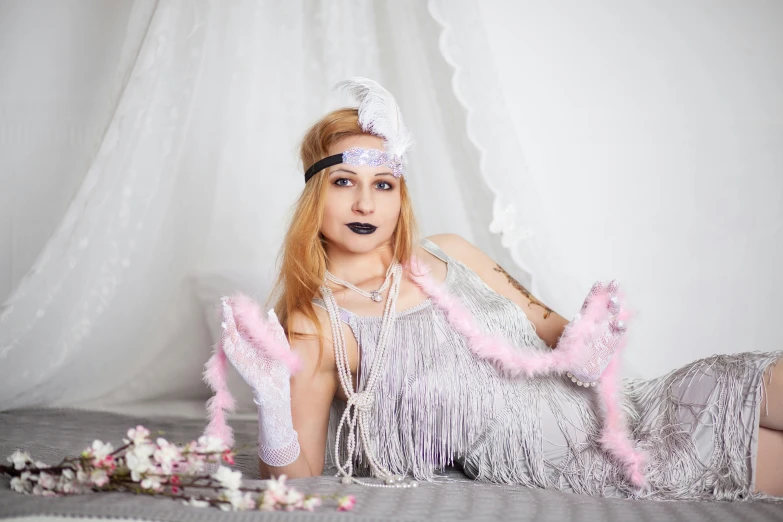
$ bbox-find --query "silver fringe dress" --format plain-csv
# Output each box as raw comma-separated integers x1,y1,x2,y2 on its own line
313,239,781,500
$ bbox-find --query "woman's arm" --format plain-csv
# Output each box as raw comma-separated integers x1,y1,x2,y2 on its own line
259,309,338,479
426,233,569,348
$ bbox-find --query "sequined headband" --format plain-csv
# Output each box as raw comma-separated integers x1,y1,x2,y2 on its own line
304,147,406,183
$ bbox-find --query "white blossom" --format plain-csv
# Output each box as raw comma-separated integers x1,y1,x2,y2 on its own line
282,487,304,507
85,440,114,461
38,471,56,490
302,496,322,511
223,489,256,510
10,476,31,494
125,442,155,481
212,465,242,491
153,438,182,474
7,450,31,470
140,474,164,492
90,468,110,487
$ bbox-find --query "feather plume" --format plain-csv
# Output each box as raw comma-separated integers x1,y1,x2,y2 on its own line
334,77,413,161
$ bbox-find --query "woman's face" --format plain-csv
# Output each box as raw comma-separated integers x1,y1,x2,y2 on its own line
320,134,402,254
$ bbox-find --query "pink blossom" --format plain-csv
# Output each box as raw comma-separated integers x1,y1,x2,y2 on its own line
124,425,151,445
221,450,235,465
337,495,356,512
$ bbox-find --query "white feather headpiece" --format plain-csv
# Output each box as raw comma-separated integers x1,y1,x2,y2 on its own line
334,77,413,176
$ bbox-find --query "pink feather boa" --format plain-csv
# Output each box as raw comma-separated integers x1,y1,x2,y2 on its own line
407,255,649,489
202,293,302,448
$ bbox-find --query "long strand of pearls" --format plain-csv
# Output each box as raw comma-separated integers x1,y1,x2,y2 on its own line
320,262,417,488
324,260,396,302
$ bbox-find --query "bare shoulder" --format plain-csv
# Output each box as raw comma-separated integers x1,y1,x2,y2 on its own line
425,233,489,273
425,233,568,347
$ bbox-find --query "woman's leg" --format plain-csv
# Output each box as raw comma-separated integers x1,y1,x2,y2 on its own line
755,427,783,496
759,358,783,430
756,358,783,495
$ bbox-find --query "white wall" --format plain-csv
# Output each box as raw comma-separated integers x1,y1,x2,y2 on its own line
480,1,783,377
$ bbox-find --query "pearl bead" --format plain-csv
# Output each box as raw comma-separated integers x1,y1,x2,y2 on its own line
341,476,353,484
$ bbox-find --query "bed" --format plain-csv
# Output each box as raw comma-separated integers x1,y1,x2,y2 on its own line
1,405,782,521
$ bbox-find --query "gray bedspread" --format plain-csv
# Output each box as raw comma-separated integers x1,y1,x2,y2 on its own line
1,408,782,521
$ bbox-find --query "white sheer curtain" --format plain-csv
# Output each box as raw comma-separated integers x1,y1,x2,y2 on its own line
2,0,781,414
430,0,783,377
0,0,512,412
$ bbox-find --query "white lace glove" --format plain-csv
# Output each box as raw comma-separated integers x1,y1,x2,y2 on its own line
220,297,301,467
563,280,628,386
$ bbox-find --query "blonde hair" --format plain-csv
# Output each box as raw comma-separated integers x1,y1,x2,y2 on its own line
269,108,419,370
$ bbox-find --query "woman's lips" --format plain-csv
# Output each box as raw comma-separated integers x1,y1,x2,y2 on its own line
346,223,377,234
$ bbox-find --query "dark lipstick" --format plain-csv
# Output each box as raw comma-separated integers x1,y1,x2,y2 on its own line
346,222,377,235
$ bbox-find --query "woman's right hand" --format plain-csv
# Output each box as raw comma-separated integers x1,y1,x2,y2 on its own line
220,297,292,393
220,296,301,467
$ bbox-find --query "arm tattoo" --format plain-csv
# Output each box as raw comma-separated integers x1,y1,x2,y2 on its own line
493,264,553,319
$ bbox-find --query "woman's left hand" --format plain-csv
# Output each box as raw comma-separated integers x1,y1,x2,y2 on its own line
564,280,628,387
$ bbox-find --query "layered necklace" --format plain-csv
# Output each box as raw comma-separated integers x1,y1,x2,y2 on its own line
320,260,417,488
324,261,396,303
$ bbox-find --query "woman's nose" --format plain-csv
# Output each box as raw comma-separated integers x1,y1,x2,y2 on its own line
353,188,375,214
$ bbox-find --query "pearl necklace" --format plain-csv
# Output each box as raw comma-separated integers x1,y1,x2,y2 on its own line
324,261,397,302
320,263,417,488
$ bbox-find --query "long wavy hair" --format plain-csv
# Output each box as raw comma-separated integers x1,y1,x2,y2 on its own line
269,108,419,371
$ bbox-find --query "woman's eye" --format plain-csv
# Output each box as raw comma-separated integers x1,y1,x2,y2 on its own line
334,178,352,187
377,181,393,190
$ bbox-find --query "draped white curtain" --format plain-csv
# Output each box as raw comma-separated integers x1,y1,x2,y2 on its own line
0,0,511,412
1,0,781,413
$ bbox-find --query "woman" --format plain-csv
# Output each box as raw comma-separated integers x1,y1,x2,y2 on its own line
212,78,783,500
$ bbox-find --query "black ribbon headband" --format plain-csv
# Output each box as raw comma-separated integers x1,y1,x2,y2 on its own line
303,147,406,184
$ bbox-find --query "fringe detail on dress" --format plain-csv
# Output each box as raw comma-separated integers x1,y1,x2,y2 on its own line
619,351,783,501
407,255,648,488
324,242,783,501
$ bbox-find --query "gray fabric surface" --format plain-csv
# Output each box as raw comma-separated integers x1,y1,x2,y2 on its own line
1,408,782,521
